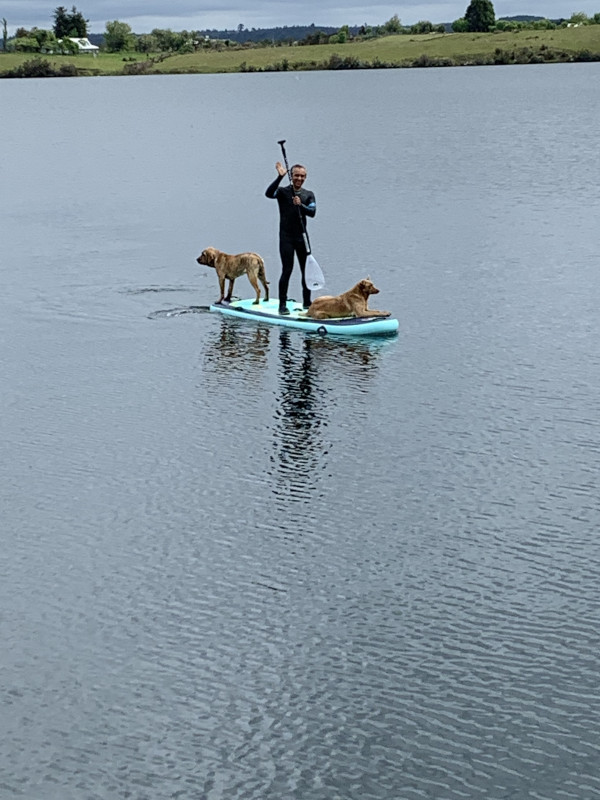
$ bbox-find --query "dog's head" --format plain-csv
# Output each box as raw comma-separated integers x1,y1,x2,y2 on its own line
197,247,218,268
359,277,379,297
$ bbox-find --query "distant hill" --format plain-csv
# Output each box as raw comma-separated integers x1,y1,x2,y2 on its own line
438,15,563,32
499,15,566,23
200,24,354,43
500,15,547,22
64,18,571,47
174,18,568,40
86,25,352,46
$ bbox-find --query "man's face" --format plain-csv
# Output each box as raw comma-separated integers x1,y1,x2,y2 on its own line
291,169,307,190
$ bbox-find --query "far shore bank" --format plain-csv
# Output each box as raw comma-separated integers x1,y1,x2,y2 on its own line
2,26,600,78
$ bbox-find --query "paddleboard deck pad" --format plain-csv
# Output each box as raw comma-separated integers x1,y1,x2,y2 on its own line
209,298,398,336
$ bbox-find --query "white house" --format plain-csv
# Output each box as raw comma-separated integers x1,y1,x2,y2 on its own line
68,37,99,54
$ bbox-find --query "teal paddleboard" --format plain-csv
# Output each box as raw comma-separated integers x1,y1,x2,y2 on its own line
209,298,399,337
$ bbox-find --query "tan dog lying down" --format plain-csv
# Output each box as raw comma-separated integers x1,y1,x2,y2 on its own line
197,246,269,304
306,278,391,320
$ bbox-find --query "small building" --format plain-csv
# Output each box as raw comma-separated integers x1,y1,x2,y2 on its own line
68,37,99,54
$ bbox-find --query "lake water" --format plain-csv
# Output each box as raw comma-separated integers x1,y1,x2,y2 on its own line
2,64,600,799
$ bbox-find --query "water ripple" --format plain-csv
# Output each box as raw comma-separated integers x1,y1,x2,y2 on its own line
3,67,600,800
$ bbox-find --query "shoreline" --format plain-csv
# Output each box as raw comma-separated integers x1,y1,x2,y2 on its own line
2,27,600,78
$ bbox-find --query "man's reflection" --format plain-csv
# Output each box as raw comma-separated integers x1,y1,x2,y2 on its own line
271,329,395,496
272,330,324,491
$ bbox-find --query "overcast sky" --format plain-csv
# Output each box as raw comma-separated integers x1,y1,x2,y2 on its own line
5,1,600,35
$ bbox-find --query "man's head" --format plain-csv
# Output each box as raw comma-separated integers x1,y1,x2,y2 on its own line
291,164,307,191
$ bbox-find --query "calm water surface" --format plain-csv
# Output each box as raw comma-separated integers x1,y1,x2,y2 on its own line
2,65,600,799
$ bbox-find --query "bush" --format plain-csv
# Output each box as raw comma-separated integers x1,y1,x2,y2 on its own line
410,53,455,67
57,63,78,76
371,57,395,68
452,18,469,33
2,57,79,77
13,36,41,52
493,47,511,64
572,49,600,62
325,53,364,69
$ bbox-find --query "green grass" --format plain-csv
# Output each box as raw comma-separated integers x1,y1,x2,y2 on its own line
0,50,140,75
2,26,600,77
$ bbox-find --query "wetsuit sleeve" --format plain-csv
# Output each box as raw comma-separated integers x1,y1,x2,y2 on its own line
302,191,316,218
265,174,284,198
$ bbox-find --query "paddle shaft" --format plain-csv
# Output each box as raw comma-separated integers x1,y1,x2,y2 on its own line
277,139,312,254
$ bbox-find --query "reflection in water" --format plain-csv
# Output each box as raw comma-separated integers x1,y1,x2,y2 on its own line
270,330,386,508
196,316,390,521
271,330,326,503
201,319,271,377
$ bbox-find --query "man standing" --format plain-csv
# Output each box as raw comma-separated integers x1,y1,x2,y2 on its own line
265,162,316,315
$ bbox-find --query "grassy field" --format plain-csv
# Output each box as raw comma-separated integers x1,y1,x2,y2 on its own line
2,25,600,77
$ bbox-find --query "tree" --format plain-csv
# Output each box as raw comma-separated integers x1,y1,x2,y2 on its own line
151,28,179,51
31,27,59,50
339,24,350,41
104,20,134,52
14,36,40,52
53,5,88,38
452,17,469,32
2,18,7,51
382,14,403,34
464,0,495,32
59,37,79,54
53,7,70,37
69,6,88,37
135,33,158,53
411,20,434,34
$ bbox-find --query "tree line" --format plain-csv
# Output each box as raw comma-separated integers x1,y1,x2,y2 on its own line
3,2,600,54
5,6,88,54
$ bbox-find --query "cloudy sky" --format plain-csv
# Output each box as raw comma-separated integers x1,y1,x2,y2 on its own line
5,1,599,34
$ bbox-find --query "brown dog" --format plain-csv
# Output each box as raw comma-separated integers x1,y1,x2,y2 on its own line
306,278,391,320
197,246,269,304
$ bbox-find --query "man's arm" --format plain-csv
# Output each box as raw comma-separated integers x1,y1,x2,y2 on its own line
265,162,287,198
302,191,316,218
265,174,283,198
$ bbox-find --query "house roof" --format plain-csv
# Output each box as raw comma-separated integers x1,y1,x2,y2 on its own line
68,37,99,51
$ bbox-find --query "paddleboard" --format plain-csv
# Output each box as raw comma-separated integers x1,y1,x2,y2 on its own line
209,298,399,337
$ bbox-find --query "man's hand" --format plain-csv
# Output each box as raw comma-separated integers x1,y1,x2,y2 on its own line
292,196,302,205
276,161,287,177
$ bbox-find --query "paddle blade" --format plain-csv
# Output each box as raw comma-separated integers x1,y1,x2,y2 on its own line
305,254,325,290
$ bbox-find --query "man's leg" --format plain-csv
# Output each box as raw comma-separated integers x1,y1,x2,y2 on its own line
296,241,311,308
278,238,295,313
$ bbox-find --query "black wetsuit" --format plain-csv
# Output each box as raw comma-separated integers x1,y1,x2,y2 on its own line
265,174,316,309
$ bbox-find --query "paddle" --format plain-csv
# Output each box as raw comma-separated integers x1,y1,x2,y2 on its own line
277,139,325,290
